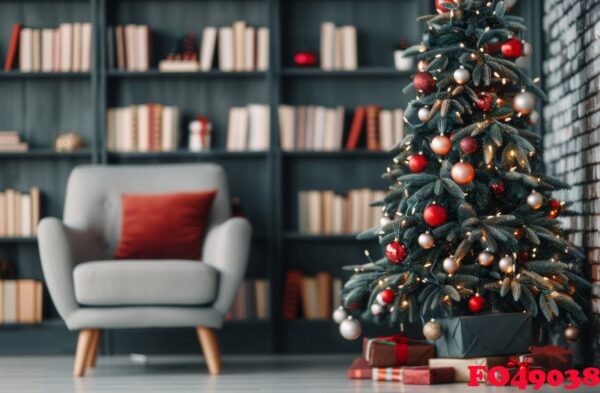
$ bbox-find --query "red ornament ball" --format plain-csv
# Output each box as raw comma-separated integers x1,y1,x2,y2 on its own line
294,51,318,67
414,71,436,94
490,181,506,195
385,241,408,264
514,228,524,240
379,289,396,304
423,204,448,227
548,210,559,219
484,42,503,54
476,94,493,112
460,136,478,155
468,294,486,314
549,199,561,210
501,38,524,59
408,154,429,173
435,0,454,12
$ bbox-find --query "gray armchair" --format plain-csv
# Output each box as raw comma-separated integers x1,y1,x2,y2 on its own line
37,164,252,377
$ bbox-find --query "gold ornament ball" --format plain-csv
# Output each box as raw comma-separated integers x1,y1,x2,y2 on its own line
423,320,442,341
527,191,544,210
478,251,495,267
418,232,435,249
443,257,461,274
499,256,514,273
565,325,580,342
513,91,536,115
453,68,470,85
431,135,452,155
451,162,476,185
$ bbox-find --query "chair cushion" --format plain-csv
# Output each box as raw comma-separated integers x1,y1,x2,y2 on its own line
73,260,218,306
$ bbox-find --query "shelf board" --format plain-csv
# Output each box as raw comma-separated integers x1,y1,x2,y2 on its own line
281,67,412,77
0,149,93,159
107,150,268,159
283,150,394,158
0,319,64,330
0,237,37,244
107,69,268,79
0,72,90,79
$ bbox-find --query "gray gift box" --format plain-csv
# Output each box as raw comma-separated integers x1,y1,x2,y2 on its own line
434,313,532,358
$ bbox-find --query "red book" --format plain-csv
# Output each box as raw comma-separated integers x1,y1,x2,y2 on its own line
283,270,303,320
345,106,365,150
4,23,22,71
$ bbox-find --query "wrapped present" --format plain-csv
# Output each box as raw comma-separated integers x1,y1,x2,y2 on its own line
509,353,549,370
362,334,435,367
429,356,507,383
487,359,544,385
402,366,455,385
528,345,573,372
347,357,402,382
434,313,532,358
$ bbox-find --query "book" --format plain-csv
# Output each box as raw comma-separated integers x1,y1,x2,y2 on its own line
115,25,126,70
106,26,115,69
0,131,20,145
393,109,405,145
52,29,60,72
316,272,332,319
30,187,40,235
3,280,17,323
320,22,335,71
200,27,217,71
300,276,319,319
136,25,150,71
341,25,358,71
81,23,92,72
4,23,22,71
158,60,200,72
59,23,73,72
5,189,16,236
41,29,54,72
248,104,270,151
295,106,306,150
19,28,33,72
345,107,366,150
218,27,234,72
19,194,32,237
0,192,5,236
283,270,302,320
35,281,43,322
334,27,343,70
379,110,394,150
233,20,246,72
32,29,41,72
17,280,37,323
256,27,269,71
366,105,381,151
278,105,295,151
321,190,335,234
124,24,138,72
244,26,256,71
255,279,269,320
72,23,82,72
313,106,326,151
137,105,150,152
161,106,180,151
307,191,322,234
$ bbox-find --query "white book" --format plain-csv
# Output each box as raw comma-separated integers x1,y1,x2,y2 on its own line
136,25,150,71
393,109,405,145
233,20,246,72
122,107,137,152
335,106,345,150
200,27,217,71
324,109,337,151
313,106,327,151
19,28,33,72
248,104,270,151
81,23,92,72
137,105,150,152
320,22,335,71
0,192,6,237
334,27,343,71
72,23,82,72
226,108,237,150
307,191,322,234
52,29,60,72
278,105,295,151
3,281,17,323
30,187,40,236
379,110,394,150
106,109,117,151
124,24,138,72
360,189,372,231
5,190,16,236
161,106,180,152
341,25,358,71
332,195,345,234
235,107,249,150
305,106,316,150
218,27,235,72
244,26,256,71
32,29,41,72
59,23,73,72
20,194,32,237
256,27,269,71
41,29,54,72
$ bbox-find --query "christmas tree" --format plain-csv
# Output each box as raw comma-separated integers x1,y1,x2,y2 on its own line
337,0,590,341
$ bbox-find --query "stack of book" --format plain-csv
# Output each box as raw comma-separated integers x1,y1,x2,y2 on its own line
298,189,386,235
0,280,43,324
106,24,151,71
283,270,342,320
226,279,270,320
278,105,404,151
0,188,41,238
215,21,269,72
320,22,358,71
0,131,28,153
226,104,270,151
3,22,92,72
106,104,180,152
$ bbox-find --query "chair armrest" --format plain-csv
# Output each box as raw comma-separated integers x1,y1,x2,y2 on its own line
202,217,252,315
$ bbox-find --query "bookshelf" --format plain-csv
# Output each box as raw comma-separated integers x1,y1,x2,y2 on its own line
0,0,542,355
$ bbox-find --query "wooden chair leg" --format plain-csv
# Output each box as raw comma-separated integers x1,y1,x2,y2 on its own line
73,329,95,377
195,327,222,375
85,330,101,369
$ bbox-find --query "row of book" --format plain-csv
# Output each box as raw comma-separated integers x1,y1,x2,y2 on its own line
0,131,28,153
0,188,41,238
299,189,386,235
226,104,270,151
278,105,405,151
226,279,270,321
283,271,342,320
106,104,180,152
320,22,358,71
107,24,151,72
4,23,92,72
0,280,43,324
207,22,269,72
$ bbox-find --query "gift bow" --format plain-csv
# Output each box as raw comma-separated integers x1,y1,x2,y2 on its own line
365,334,410,365
507,359,532,370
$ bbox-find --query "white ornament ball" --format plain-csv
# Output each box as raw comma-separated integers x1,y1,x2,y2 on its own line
380,216,392,227
332,306,348,324
418,107,431,122
453,68,470,85
499,256,514,273
423,319,443,340
505,0,518,10
371,303,385,316
418,232,435,249
443,257,461,274
522,42,532,56
340,317,362,340
513,91,536,115
528,110,540,125
527,191,544,210
478,251,495,267
430,135,452,155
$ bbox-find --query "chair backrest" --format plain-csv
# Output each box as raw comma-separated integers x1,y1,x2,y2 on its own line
63,164,231,256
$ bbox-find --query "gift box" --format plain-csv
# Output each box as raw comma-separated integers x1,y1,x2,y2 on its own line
487,366,545,385
363,335,435,367
401,366,455,385
434,313,532,358
429,356,508,382
509,353,550,370
528,345,573,372
487,358,545,386
347,357,402,382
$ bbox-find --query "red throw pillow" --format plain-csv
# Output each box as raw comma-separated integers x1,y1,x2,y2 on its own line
114,190,217,260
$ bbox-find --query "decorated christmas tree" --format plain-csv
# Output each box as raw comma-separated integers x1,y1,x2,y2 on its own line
336,0,590,343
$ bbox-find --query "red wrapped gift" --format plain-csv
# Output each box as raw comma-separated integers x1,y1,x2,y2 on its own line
363,335,435,367
509,353,549,370
347,357,402,382
402,366,455,385
528,345,573,372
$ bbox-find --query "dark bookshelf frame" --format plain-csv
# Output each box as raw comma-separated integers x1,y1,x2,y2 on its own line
0,0,542,355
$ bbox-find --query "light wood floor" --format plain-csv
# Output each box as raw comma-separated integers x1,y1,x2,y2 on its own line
0,354,596,392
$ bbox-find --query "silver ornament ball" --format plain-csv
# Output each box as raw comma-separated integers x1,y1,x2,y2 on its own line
443,257,461,274
527,191,544,210
513,91,536,115
522,42,533,57
371,303,385,316
332,306,348,324
528,110,540,125
380,216,392,227
418,232,435,249
340,317,362,340
418,107,431,122
453,68,471,85
499,256,514,273
478,251,495,267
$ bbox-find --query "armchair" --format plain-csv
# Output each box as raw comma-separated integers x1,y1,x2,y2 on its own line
37,164,252,377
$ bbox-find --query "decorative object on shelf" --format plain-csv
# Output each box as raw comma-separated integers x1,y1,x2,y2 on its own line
526,191,543,209
340,316,362,340
394,39,414,71
188,116,212,152
430,135,451,155
513,91,536,115
0,131,28,152
498,255,514,273
294,50,318,67
468,293,486,313
451,161,475,185
54,132,84,153
332,306,348,324
459,136,478,154
0,259,16,279
478,251,495,267
418,232,434,249
423,204,447,227
159,32,201,72
413,71,435,94
408,153,428,173
564,325,580,342
385,240,408,264
362,334,435,367
422,319,442,341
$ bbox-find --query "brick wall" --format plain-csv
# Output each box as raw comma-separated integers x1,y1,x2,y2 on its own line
543,0,599,364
